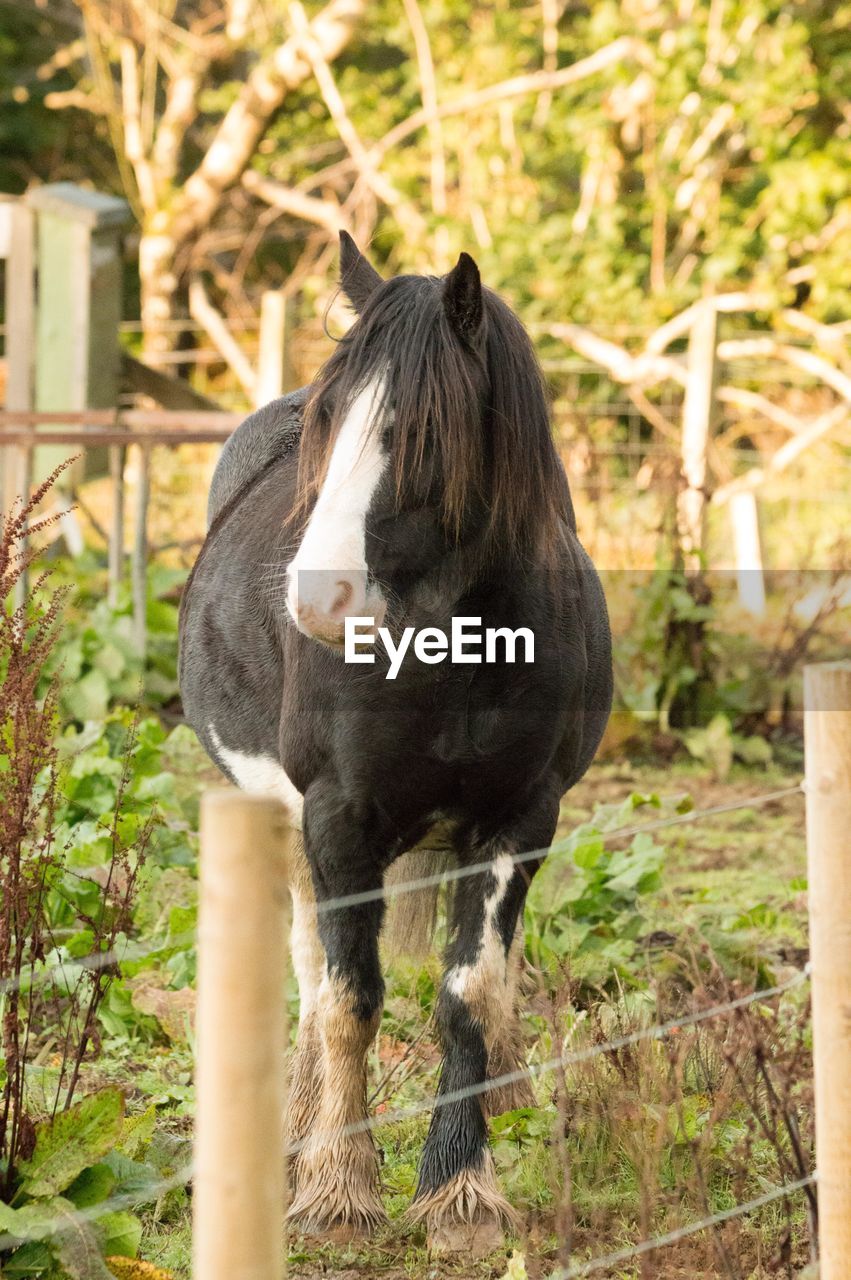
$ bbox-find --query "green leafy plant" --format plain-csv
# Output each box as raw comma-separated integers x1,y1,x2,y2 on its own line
0,481,172,1278
526,792,687,984
616,569,716,733
682,713,773,780
0,1090,180,1278
41,558,184,722
50,710,202,1048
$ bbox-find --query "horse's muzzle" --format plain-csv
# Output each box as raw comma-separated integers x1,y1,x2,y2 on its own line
286,568,386,646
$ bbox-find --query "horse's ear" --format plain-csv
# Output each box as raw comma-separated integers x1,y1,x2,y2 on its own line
443,252,483,343
339,231,382,313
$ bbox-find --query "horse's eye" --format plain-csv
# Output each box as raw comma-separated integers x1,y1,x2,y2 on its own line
380,426,393,451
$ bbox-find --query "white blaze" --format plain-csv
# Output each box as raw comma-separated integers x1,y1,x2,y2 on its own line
287,376,388,634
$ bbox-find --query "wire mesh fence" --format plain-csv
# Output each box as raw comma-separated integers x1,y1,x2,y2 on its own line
0,773,823,1278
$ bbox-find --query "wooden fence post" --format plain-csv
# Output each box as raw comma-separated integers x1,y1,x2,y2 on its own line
131,444,150,659
677,299,718,569
804,661,851,1277
1,200,36,610
256,291,296,408
25,184,132,487
194,791,291,1280
107,445,126,608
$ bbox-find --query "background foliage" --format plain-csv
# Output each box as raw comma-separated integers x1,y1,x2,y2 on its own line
4,0,850,340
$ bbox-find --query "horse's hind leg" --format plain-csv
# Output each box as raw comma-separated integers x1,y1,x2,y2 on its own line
411,792,556,1255
287,776,388,1240
485,923,536,1116
288,837,326,1155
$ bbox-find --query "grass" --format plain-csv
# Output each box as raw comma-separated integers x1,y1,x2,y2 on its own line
103,752,814,1280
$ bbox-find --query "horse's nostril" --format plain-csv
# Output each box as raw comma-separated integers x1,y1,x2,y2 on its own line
330,579,354,618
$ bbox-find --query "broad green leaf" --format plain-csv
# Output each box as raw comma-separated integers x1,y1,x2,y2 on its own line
93,643,127,681
64,670,112,722
48,1197,115,1280
571,833,604,870
18,1089,125,1198
116,1107,156,1161
94,1211,142,1259
101,1152,163,1204
733,733,773,765
0,1200,67,1244
1,1240,54,1276
65,1162,116,1209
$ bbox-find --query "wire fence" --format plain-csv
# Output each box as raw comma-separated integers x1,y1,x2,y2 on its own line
0,961,814,1267
290,960,811,1149
0,776,818,1278
0,779,804,998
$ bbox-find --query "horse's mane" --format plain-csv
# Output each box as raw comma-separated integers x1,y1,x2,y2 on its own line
295,274,570,560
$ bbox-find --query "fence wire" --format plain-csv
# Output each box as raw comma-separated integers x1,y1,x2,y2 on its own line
0,779,813,1273
549,1173,817,1279
289,962,811,1150
0,779,804,1000
0,962,812,1263
313,781,804,917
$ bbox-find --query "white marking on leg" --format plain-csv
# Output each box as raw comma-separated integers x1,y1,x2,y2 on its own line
207,724,303,828
288,971,386,1232
287,375,389,636
289,846,326,1026
445,852,515,1006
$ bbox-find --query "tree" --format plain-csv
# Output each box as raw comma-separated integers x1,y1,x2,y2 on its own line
0,5,97,195
39,0,364,357
26,0,851,350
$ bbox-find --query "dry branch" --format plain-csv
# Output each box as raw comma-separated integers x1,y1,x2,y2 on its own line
645,292,775,355
188,277,257,398
289,1,425,237
299,35,649,192
151,63,205,187
717,339,851,406
716,386,813,436
402,0,447,218
546,322,687,387
242,172,351,235
175,0,364,242
712,403,848,506
780,309,851,355
119,38,157,209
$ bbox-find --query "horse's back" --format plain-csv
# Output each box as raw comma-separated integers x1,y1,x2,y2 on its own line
207,386,308,526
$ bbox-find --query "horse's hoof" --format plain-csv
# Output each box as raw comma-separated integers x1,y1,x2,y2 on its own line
427,1217,505,1257
409,1155,515,1256
293,1219,376,1245
287,1183,388,1243
287,1134,387,1242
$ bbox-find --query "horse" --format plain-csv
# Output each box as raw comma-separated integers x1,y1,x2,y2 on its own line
179,233,613,1254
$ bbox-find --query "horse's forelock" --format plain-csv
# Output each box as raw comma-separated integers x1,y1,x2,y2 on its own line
293,275,567,559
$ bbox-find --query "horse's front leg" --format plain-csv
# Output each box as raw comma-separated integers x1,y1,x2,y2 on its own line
287,776,388,1240
411,793,556,1254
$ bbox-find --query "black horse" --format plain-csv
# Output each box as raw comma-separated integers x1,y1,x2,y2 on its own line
179,234,612,1253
